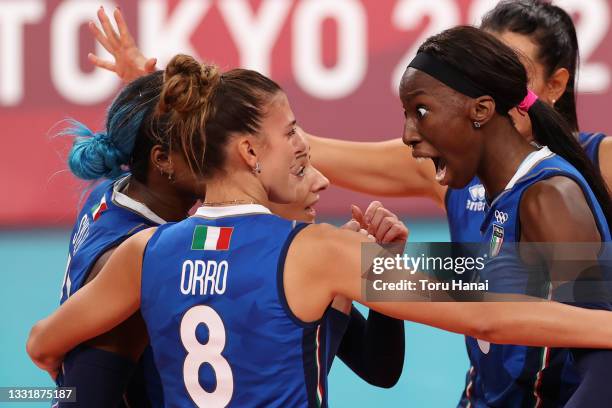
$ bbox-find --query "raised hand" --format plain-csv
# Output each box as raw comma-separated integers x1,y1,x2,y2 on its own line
88,6,157,82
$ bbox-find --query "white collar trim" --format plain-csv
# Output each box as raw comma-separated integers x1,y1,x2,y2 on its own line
504,146,554,190
112,175,167,225
195,204,272,218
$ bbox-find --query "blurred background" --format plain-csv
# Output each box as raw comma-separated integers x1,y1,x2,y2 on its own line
1,0,611,406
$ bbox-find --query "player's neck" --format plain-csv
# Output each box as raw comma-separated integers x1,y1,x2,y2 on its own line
124,177,196,222
203,174,269,208
478,123,537,199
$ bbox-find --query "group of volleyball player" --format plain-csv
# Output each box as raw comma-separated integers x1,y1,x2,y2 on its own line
26,1,612,407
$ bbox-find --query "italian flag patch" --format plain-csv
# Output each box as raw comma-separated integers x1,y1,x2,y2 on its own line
191,226,233,250
91,195,108,222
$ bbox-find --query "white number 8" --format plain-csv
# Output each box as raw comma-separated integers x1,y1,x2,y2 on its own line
180,305,234,407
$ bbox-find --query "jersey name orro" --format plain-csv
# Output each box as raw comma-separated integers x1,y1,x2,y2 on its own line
180,259,229,296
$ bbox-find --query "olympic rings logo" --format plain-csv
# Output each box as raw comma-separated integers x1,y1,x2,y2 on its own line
494,210,509,224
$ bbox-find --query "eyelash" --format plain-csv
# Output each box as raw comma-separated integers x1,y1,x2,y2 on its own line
296,166,306,178
288,127,297,137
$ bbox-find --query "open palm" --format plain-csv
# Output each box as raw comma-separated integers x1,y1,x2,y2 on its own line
88,6,157,82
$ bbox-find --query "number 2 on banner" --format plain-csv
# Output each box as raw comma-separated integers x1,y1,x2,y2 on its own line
181,305,234,407
391,0,460,93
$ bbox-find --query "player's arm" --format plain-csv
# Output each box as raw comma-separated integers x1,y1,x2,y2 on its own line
519,176,608,297
26,228,155,378
520,176,612,406
598,137,612,191
520,176,602,245
336,307,405,388
335,203,405,388
308,134,446,205
288,224,612,349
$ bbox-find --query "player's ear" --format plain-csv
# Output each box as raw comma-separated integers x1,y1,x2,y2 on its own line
469,95,495,127
546,67,570,105
235,136,259,171
150,145,173,176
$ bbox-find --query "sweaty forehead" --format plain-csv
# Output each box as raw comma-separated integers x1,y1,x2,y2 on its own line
399,68,465,105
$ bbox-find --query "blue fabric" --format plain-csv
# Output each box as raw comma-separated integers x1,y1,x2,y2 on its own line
58,177,163,408
462,152,611,407
140,213,329,407
449,133,608,407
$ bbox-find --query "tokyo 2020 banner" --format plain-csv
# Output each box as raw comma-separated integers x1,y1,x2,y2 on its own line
1,0,611,225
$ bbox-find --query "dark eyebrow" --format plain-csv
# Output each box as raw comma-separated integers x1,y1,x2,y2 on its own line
402,89,426,102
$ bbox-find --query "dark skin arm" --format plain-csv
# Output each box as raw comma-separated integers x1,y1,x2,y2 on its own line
520,176,601,243
520,176,603,289
521,176,612,405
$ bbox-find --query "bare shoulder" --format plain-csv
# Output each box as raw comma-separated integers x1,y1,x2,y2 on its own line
520,176,598,242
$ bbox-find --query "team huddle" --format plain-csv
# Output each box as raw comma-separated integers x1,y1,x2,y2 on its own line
26,1,612,407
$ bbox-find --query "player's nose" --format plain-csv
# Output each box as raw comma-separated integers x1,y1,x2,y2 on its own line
402,118,422,149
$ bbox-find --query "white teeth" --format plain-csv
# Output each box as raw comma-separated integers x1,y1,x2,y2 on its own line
415,157,426,163
435,164,447,182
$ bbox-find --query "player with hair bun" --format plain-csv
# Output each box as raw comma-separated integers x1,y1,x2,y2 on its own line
55,69,206,408
55,52,407,407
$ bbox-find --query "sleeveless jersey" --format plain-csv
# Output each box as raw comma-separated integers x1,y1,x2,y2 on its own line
60,175,163,302
446,132,607,244
57,175,165,407
140,204,330,407
463,147,611,408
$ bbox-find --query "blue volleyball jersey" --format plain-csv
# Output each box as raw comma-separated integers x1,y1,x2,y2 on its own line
462,147,611,408
446,132,606,244
57,175,165,407
578,132,606,168
60,175,162,303
140,204,330,408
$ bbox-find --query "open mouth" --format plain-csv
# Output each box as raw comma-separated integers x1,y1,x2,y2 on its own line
432,157,448,184
305,206,316,217
305,197,319,218
413,151,449,186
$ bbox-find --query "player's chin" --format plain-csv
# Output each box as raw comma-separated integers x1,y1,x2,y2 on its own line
447,168,475,189
303,207,316,223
